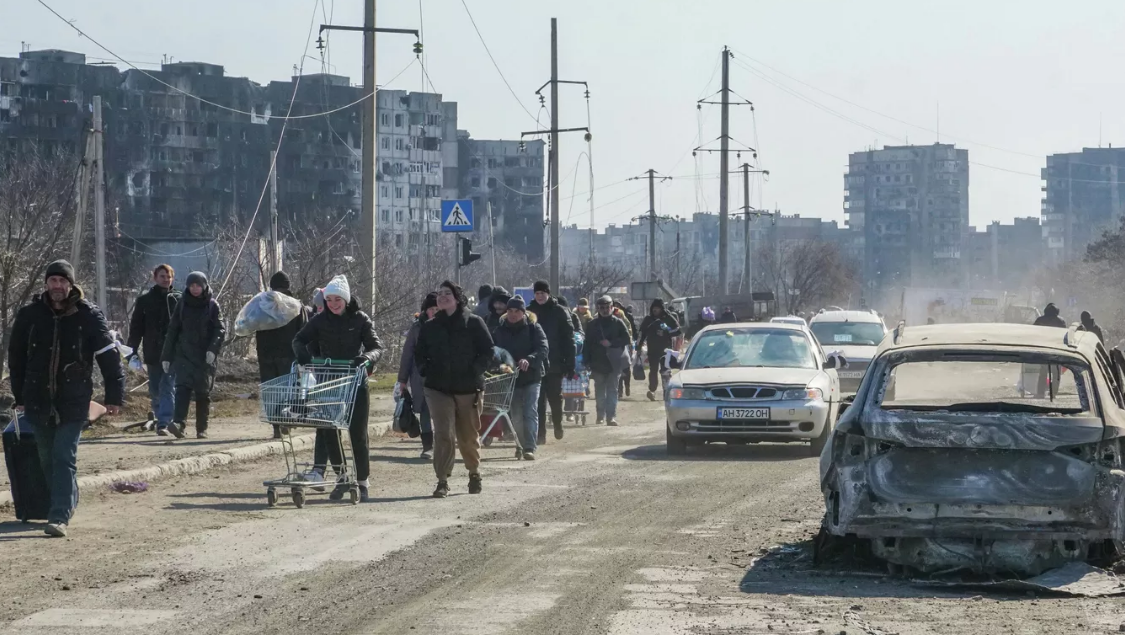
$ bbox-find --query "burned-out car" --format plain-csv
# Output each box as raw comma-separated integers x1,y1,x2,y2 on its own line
819,323,1125,575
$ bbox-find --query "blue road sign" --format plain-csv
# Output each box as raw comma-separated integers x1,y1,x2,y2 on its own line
441,199,474,232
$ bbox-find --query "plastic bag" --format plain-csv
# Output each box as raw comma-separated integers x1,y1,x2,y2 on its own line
234,290,302,337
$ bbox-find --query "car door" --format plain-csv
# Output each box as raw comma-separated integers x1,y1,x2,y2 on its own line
810,334,840,405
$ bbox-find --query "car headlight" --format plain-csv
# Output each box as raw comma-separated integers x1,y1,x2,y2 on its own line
668,387,707,400
782,388,823,401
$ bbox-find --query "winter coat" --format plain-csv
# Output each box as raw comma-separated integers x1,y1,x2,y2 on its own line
718,309,738,324
473,300,492,320
397,318,427,413
622,309,639,343
126,284,180,365
255,290,310,367
528,297,576,376
638,300,682,360
162,287,226,392
584,313,632,376
292,297,383,373
1079,321,1105,343
567,307,584,335
415,306,494,395
1034,304,1066,329
8,287,125,423
575,308,594,331
491,315,549,387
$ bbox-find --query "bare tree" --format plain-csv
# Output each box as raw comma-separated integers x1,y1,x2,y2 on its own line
756,240,860,314
560,259,635,301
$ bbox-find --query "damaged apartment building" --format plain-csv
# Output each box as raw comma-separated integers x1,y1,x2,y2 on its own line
0,49,539,259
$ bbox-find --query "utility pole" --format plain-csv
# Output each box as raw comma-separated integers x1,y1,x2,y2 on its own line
628,169,671,280
93,96,107,314
268,150,279,275
718,46,730,294
70,129,94,265
549,17,561,292
488,201,497,285
318,8,419,312
734,163,770,295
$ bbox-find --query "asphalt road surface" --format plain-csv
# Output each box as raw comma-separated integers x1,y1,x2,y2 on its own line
1,398,1120,634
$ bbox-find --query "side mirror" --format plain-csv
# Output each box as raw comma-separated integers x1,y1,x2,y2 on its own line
824,354,848,370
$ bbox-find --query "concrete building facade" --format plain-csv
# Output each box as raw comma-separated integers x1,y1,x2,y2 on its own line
1041,147,1125,264
457,134,546,260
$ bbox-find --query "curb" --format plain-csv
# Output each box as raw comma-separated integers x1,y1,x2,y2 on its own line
0,421,393,508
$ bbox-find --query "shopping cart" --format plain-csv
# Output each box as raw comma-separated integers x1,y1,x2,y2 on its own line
478,369,526,459
561,372,590,425
259,359,367,508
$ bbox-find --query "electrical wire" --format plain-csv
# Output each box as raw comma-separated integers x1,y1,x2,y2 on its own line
563,152,590,225
117,229,218,257
458,0,538,124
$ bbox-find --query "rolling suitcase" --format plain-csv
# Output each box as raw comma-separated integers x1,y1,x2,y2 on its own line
2,414,51,523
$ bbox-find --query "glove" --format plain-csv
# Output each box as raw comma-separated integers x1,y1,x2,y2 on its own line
352,356,371,370
205,351,216,366
162,361,171,373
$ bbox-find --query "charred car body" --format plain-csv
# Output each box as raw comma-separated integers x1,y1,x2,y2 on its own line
819,323,1125,575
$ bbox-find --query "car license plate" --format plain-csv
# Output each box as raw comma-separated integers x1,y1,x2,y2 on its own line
838,371,864,379
717,407,770,420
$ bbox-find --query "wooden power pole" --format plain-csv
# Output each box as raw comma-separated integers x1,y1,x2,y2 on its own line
93,96,107,313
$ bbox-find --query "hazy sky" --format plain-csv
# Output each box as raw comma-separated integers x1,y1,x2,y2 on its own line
10,0,1125,231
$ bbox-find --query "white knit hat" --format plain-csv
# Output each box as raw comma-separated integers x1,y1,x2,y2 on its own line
323,274,351,305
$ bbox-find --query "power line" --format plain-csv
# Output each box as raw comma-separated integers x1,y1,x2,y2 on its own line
458,0,539,124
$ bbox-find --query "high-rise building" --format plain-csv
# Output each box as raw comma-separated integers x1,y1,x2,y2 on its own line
845,143,969,296
457,133,546,260
1041,147,1125,264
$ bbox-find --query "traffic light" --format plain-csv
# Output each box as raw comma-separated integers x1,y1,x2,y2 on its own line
460,237,481,267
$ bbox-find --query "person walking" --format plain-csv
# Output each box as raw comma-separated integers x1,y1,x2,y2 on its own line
126,264,180,436
486,287,512,332
575,298,594,331
1032,303,1066,398
311,287,325,314
292,274,383,502
613,302,636,398
557,296,584,336
1033,303,1066,329
718,307,738,324
491,295,548,459
638,298,682,401
474,284,494,319
1079,311,1105,343
415,280,495,498
585,296,631,426
161,272,225,440
528,281,575,443
255,271,310,439
397,292,439,460
7,260,125,537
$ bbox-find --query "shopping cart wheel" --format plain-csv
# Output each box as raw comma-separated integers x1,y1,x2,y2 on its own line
266,488,278,507
515,447,523,460
483,436,494,447
349,487,359,505
291,488,306,509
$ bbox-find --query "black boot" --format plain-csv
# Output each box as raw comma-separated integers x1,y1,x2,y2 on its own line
196,396,211,439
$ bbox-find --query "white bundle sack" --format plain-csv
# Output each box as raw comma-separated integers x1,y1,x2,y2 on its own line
234,290,302,337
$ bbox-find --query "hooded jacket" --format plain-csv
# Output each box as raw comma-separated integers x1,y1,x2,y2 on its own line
1079,312,1105,343
127,284,181,365
1033,303,1066,329
528,296,576,375
638,298,682,358
491,314,549,387
583,312,632,376
8,286,125,422
486,288,512,333
397,315,428,413
415,305,495,394
292,296,383,371
162,273,226,390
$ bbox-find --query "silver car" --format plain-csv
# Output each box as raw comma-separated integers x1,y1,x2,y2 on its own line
665,323,845,456
808,309,887,394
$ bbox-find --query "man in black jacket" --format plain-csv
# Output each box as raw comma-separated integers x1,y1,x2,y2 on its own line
126,264,180,435
1032,302,1066,398
491,295,549,459
586,296,632,426
416,280,494,498
528,280,576,443
1079,311,1105,343
256,271,310,439
474,284,494,319
162,272,226,440
638,298,682,400
8,260,125,537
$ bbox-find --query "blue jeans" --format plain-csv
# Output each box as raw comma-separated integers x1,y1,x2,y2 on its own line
25,412,82,525
511,383,541,453
592,371,619,421
147,365,176,428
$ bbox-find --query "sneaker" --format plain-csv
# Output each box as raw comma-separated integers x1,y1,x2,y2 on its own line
468,473,483,495
625,385,631,397
44,523,68,537
358,484,369,503
596,417,605,425
420,449,433,460
303,470,326,492
554,421,564,440
607,419,619,427
565,414,574,422
433,481,450,498
646,391,656,401
167,423,186,439
156,428,169,437
329,483,349,501
196,431,209,440
523,451,536,461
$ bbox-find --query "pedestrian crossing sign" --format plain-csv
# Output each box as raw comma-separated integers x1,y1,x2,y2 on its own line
441,200,474,232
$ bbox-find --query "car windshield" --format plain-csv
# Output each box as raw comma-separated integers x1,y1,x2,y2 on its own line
810,321,885,347
881,360,1095,415
686,328,816,370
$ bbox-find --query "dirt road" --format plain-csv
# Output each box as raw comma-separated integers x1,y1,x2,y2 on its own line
2,398,1120,634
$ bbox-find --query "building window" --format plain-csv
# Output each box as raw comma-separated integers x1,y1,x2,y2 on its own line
381,209,390,222
395,233,403,246
381,113,389,126
381,137,390,150
395,210,403,222
395,186,403,199
409,209,416,220
394,113,404,127
380,185,389,197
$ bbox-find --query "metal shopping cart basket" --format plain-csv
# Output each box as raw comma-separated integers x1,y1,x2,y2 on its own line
259,359,367,508
561,371,590,425
478,369,527,459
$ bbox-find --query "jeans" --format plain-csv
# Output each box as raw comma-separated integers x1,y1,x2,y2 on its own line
25,412,82,525
511,383,541,453
312,386,371,482
592,371,619,421
425,389,481,480
537,373,564,443
147,365,176,428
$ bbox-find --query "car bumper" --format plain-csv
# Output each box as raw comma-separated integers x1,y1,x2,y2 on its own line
666,398,830,441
